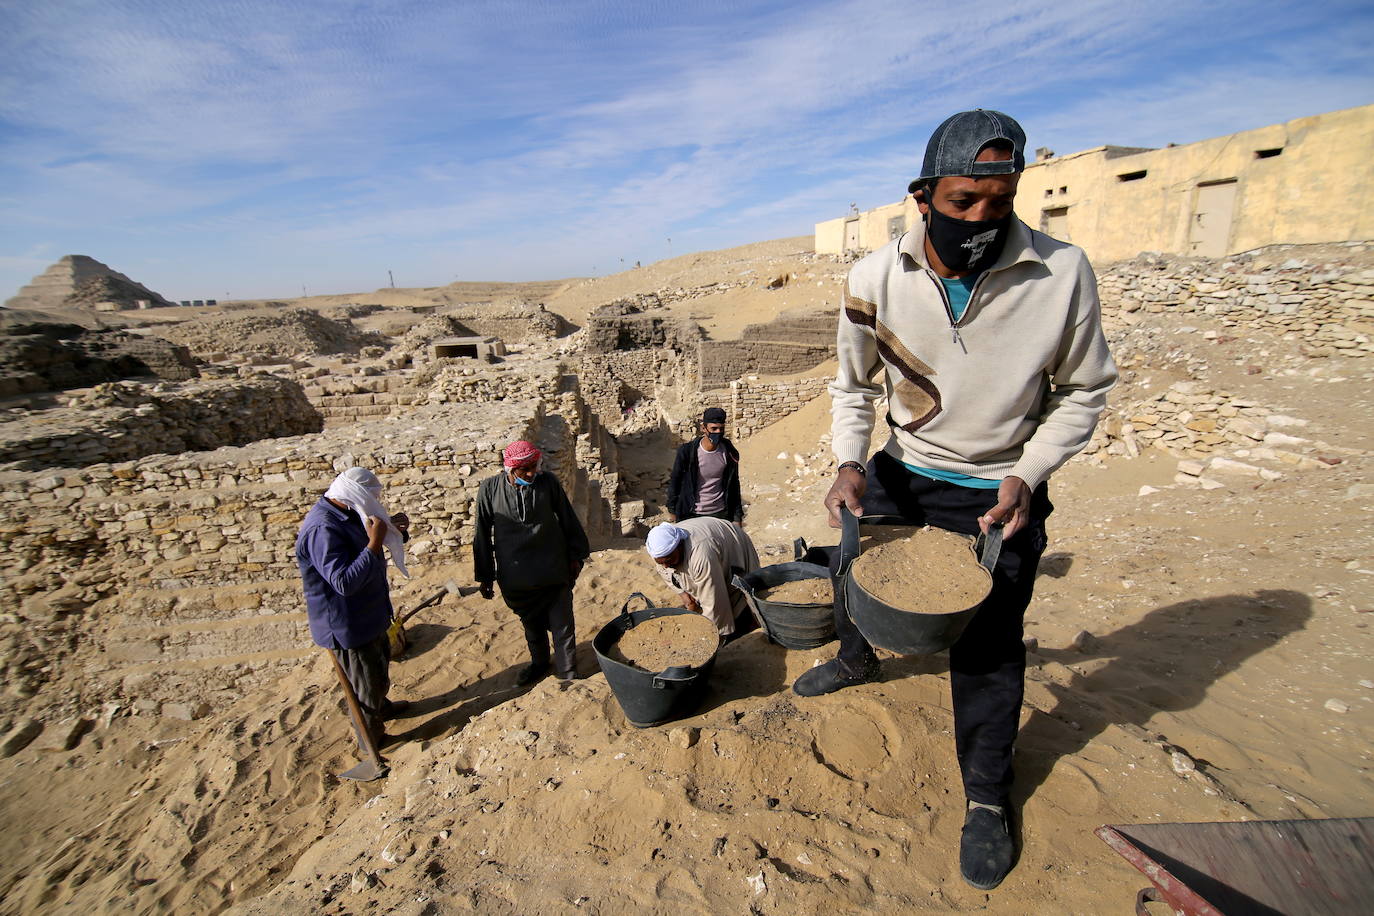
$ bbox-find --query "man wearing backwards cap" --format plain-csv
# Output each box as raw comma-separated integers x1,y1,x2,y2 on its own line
805,110,1117,889
645,517,759,639
296,466,412,749
474,440,591,686
665,406,744,525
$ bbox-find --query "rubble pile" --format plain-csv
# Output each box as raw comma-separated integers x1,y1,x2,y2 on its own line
0,376,321,470
159,308,388,359
1098,248,1374,357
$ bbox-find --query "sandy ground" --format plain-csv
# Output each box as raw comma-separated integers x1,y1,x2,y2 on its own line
0,238,1371,915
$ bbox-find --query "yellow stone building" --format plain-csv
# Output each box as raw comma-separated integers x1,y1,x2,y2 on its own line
815,103,1374,263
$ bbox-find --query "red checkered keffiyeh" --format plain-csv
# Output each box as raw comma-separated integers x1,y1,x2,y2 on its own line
502,440,542,469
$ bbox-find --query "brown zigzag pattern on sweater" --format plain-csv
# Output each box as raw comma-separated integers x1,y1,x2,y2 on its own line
844,291,942,431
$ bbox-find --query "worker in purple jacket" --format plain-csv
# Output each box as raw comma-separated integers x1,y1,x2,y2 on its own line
296,466,411,747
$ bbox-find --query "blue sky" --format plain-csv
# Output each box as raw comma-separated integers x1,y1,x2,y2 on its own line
2,0,1372,302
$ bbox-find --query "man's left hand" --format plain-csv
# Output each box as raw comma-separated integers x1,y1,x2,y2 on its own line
980,476,1032,539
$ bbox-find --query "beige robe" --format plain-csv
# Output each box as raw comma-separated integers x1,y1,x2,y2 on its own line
654,516,760,635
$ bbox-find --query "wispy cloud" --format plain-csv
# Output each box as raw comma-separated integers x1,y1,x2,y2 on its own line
2,0,1371,299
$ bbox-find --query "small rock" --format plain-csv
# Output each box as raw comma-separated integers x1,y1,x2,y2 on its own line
36,717,92,753
1324,699,1349,714
1022,635,1039,653
381,838,415,865
1138,485,1160,496
350,870,377,893
1170,751,1196,777
1176,460,1205,477
0,719,44,757
1358,679,1374,690
746,871,767,895
1070,630,1096,652
668,726,699,749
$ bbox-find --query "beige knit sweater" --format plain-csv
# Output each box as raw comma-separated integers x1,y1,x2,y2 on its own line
829,217,1117,491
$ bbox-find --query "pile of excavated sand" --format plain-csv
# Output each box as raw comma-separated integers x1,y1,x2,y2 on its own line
159,307,389,359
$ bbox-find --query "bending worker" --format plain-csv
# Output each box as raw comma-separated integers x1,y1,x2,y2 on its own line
645,517,760,640
666,406,744,524
474,440,590,687
803,110,1116,890
296,466,411,749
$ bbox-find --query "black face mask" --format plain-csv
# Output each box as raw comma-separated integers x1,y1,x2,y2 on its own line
706,431,723,446
924,204,1011,274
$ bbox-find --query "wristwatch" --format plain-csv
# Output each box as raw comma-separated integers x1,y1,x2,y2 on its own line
838,461,867,476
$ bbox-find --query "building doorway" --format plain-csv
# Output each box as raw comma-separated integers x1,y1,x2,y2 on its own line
843,218,860,252
1189,180,1238,258
1041,206,1069,240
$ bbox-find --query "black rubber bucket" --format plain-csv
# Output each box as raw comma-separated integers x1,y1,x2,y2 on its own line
839,513,1003,655
732,562,835,649
593,593,720,728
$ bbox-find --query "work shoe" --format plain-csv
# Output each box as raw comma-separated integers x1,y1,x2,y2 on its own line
515,662,549,687
960,802,1016,890
792,658,880,697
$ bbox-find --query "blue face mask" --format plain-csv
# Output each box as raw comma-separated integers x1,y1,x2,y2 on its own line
513,475,534,486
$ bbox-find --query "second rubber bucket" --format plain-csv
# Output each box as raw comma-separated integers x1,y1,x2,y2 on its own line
732,561,835,649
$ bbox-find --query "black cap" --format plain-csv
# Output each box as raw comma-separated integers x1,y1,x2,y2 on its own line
702,407,726,424
908,109,1026,193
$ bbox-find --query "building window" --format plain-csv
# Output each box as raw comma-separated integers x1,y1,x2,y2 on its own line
1058,186,1068,195
1255,147,1283,159
1044,188,1053,197
1118,170,1147,182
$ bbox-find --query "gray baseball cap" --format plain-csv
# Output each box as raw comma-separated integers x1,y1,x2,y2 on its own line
908,109,1026,193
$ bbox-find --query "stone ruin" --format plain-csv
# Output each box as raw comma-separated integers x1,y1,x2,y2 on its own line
4,255,175,313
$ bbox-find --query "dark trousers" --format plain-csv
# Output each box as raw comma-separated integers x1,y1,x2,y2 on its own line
507,585,578,678
335,631,391,743
835,451,1051,806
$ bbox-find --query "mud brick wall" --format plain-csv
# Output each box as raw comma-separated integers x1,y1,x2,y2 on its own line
697,340,834,389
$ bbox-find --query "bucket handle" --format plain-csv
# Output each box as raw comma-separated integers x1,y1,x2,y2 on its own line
729,573,753,595
974,525,1004,573
651,666,698,689
792,537,808,561
619,592,654,619
838,509,862,577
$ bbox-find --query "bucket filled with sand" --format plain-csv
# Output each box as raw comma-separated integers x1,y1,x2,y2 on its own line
839,513,1001,655
732,562,835,649
594,593,721,727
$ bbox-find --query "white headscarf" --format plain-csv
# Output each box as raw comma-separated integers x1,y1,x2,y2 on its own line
324,466,410,578
645,523,689,559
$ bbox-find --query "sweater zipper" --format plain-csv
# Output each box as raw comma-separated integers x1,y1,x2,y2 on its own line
932,269,995,353
930,274,966,352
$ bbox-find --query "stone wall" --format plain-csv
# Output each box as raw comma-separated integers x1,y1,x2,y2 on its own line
1098,249,1374,356
0,376,321,470
0,402,540,719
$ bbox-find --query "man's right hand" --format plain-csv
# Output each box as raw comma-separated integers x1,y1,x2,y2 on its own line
479,582,495,600
824,465,867,528
365,515,389,552
681,592,701,614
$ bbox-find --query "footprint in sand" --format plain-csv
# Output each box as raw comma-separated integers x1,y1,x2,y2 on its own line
808,701,897,779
